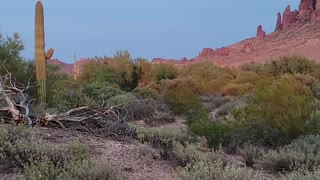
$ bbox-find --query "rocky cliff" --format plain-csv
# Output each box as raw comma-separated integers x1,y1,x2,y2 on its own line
52,0,320,73
151,0,320,67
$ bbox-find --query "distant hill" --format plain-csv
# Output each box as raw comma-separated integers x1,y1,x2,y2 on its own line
49,0,320,74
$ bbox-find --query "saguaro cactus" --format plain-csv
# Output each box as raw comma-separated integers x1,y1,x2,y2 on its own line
35,1,54,103
73,53,78,80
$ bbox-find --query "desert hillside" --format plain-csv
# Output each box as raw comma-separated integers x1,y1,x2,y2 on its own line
151,0,320,67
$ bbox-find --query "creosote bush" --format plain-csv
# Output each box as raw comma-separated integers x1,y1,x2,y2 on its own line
178,160,260,180
281,166,320,180
137,127,199,160
260,135,320,172
236,144,265,167
172,141,201,167
18,158,120,180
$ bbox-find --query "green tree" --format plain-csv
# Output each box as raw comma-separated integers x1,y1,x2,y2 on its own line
0,33,29,83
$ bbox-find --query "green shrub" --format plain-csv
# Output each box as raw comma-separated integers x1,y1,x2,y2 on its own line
49,85,95,111
17,158,120,180
190,120,243,150
132,85,159,99
180,61,230,81
172,141,201,167
240,62,273,75
260,135,320,172
0,126,90,171
137,127,198,146
0,125,121,179
281,166,320,180
137,127,199,160
241,55,317,76
46,64,71,104
243,75,315,143
154,63,178,82
236,144,265,167
164,86,207,120
140,100,175,126
120,99,173,124
270,55,316,76
179,61,232,95
201,94,229,111
221,83,254,96
107,93,138,106
232,71,258,85
305,111,320,135
81,82,125,107
178,160,260,180
79,50,140,91
312,81,320,99
285,135,320,154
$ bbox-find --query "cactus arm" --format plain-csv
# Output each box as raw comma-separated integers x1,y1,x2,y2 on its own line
46,48,54,60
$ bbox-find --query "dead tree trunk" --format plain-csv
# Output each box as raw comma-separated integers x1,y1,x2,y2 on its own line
0,73,34,124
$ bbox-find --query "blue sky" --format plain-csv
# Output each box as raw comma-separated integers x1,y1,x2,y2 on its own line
1,0,299,63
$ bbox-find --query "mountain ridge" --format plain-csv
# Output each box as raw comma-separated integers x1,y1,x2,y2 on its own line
49,0,320,74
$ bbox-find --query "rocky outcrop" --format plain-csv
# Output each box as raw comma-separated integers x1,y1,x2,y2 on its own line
275,12,283,31
242,43,254,54
180,57,188,63
151,58,182,64
198,47,230,57
151,58,168,64
299,0,313,17
283,5,299,30
275,0,320,31
215,47,230,56
199,48,215,57
256,25,266,38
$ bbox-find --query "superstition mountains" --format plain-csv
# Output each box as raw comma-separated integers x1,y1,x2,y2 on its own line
49,0,320,73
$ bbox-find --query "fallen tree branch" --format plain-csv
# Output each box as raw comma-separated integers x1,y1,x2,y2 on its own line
40,102,139,139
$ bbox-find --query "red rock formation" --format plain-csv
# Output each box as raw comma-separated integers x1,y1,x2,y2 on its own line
151,58,167,64
242,43,254,53
199,48,215,57
256,25,266,38
48,59,73,74
181,57,188,62
215,47,230,56
275,12,283,31
283,5,299,29
299,0,313,17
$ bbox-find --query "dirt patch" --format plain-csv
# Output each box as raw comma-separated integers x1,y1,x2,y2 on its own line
37,127,181,180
